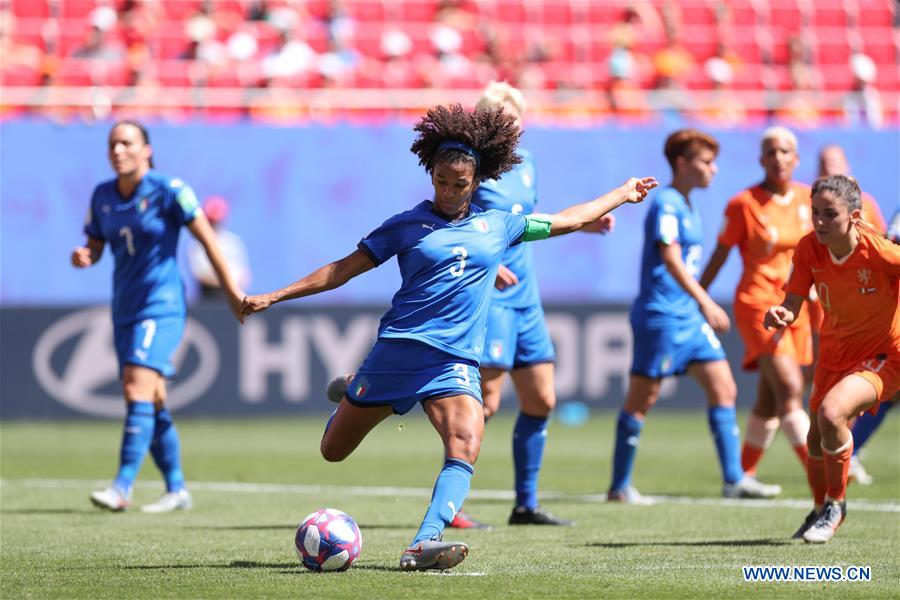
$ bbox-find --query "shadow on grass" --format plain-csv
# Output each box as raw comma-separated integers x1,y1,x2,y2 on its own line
187,523,410,531
588,538,791,548
2,508,101,515
125,561,298,570
188,524,295,531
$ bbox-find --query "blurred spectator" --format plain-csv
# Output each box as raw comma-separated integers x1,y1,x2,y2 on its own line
318,27,361,87
700,57,747,126
262,29,317,80
188,196,251,301
843,53,883,129
817,144,887,233
774,61,821,128
72,7,124,61
606,37,650,120
786,34,821,90
247,0,271,22
0,10,44,71
609,1,662,50
119,0,159,64
322,0,357,43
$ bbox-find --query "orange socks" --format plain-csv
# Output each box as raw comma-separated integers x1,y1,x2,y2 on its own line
741,414,779,475
823,438,854,503
806,453,827,507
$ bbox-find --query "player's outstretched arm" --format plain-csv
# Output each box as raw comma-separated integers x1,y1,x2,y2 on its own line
545,177,657,237
660,242,730,333
581,214,616,235
764,293,805,330
188,212,246,317
699,243,730,289
239,249,375,321
70,237,104,268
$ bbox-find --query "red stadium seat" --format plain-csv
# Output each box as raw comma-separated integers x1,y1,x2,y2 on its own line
348,0,387,23
10,0,50,19
766,0,805,32
538,1,575,26
1,65,44,86
58,0,100,20
162,0,203,21
395,0,435,23
816,33,852,66
856,1,894,27
811,4,850,28
861,30,898,66
155,60,195,87
585,4,621,26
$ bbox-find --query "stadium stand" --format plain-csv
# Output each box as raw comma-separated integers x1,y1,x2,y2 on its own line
1,0,897,123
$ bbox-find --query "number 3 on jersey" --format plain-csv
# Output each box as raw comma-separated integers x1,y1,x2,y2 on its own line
449,246,467,277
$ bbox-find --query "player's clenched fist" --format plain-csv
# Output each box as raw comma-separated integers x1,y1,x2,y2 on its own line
71,247,94,268
763,305,795,330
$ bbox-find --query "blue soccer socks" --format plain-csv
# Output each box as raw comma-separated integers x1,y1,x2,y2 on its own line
610,410,644,493
149,407,185,492
113,401,156,495
708,406,743,485
413,458,474,544
852,402,892,453
513,412,548,510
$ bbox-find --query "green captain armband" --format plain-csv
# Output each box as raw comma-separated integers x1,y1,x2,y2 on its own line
175,186,200,215
522,214,552,241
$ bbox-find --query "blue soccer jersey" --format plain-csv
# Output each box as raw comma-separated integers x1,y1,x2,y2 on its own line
84,171,200,325
358,201,528,362
631,186,705,328
472,149,540,308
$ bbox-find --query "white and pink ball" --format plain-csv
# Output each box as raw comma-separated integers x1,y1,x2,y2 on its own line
295,508,362,572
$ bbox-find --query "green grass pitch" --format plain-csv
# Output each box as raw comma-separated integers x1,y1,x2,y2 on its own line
2,411,897,598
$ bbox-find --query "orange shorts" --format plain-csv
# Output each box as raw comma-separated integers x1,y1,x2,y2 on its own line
809,353,900,414
734,302,813,371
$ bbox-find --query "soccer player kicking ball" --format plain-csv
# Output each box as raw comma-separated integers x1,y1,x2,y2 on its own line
765,174,900,544
242,103,656,571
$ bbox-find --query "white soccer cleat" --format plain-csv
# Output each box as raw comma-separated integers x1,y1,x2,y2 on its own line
607,486,654,505
803,500,846,544
141,489,193,513
399,539,468,571
90,486,131,512
722,475,782,499
848,455,873,485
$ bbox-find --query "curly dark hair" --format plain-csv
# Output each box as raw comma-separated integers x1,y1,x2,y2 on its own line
410,103,522,181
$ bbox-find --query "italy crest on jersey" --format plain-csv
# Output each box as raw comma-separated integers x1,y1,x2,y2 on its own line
472,218,490,233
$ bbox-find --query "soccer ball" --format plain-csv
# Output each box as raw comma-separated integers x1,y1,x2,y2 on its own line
295,508,362,572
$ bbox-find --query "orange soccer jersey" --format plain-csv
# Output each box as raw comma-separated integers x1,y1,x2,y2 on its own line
808,193,885,335
719,183,813,369
786,227,900,408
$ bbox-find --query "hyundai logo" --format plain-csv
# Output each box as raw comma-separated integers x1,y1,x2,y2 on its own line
32,307,219,417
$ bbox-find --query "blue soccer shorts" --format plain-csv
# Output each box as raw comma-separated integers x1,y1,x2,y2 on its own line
630,318,726,379
480,302,556,370
114,315,185,378
346,338,482,415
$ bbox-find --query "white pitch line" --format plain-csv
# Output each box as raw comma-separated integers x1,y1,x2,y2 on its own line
2,478,898,513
